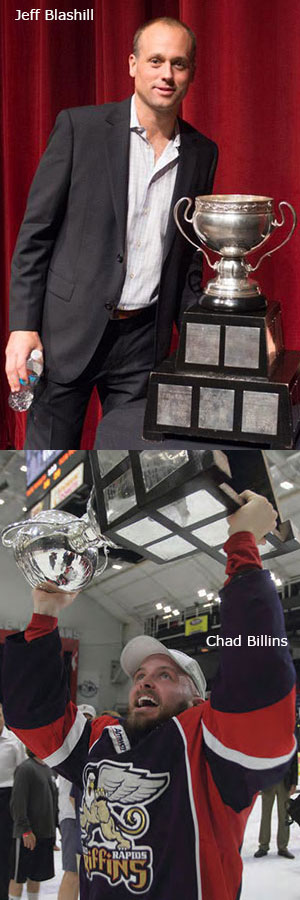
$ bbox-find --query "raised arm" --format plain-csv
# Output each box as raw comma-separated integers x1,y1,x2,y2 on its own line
2,587,90,786
202,491,296,810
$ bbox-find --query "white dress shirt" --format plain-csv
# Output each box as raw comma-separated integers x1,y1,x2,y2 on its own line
118,95,180,310
0,725,26,787
58,774,76,823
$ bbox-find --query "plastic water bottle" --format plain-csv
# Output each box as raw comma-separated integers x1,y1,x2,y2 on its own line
8,349,43,412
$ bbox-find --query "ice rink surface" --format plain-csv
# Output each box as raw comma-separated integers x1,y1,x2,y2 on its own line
241,793,300,900
39,794,300,899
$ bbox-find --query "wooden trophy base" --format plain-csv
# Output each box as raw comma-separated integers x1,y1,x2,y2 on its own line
143,299,300,447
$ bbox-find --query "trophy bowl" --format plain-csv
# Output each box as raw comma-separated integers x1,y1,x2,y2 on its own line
1,508,107,592
174,194,296,311
192,195,275,256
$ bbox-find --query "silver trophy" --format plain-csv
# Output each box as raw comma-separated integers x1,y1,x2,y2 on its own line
144,193,299,446
174,194,297,309
1,491,113,592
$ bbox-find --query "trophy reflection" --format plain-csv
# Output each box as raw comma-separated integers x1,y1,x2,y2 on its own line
143,194,299,447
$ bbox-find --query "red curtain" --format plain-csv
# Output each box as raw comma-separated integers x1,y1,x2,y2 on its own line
1,0,299,449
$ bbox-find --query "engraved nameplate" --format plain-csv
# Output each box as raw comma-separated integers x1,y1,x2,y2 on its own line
224,326,260,368
185,323,220,365
198,387,235,431
242,391,279,434
157,384,192,427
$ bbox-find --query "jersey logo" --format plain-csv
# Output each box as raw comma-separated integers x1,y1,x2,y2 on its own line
107,724,131,754
80,759,170,893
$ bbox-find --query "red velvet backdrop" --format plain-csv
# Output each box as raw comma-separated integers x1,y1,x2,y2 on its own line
1,0,299,449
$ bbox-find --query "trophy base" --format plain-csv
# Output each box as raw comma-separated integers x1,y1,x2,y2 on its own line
198,292,267,313
176,301,283,379
143,350,300,448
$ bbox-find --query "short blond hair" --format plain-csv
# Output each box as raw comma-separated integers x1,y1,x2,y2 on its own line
133,17,196,68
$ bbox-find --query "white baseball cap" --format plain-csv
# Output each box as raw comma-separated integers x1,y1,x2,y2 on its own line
78,703,96,718
120,635,206,699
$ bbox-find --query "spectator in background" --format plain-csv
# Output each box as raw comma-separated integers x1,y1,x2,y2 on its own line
8,749,58,899
254,750,298,859
57,775,78,900
0,701,26,900
77,704,97,721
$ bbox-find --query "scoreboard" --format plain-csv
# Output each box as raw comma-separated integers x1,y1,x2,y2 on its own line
25,450,92,514
26,451,62,487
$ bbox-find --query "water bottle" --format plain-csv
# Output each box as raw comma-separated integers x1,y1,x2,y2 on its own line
8,349,43,412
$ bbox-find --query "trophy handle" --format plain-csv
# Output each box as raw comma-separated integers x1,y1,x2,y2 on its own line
85,487,103,541
75,488,112,546
248,201,297,273
1,521,28,547
68,489,115,559
94,544,110,578
1,517,84,549
173,197,219,271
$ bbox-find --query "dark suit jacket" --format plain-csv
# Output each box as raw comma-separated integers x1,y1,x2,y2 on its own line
9,97,218,382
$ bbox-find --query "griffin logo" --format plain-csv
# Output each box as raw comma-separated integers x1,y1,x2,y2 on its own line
80,759,170,892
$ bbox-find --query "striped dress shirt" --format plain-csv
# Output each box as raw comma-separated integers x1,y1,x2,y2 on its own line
118,95,180,310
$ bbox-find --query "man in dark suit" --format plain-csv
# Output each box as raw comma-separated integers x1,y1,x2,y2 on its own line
5,16,218,449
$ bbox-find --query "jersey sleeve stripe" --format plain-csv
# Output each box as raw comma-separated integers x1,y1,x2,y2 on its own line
202,722,297,770
12,702,87,766
203,689,296,757
43,710,87,766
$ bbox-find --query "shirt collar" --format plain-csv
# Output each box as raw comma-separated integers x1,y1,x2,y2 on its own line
0,725,11,740
130,95,181,147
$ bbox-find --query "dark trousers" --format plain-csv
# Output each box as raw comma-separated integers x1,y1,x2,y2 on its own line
0,787,13,900
25,306,156,450
258,781,290,851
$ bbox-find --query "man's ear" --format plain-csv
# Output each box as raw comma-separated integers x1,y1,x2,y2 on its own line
192,695,204,707
128,54,136,78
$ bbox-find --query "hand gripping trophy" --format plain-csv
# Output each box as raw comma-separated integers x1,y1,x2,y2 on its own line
143,194,299,447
